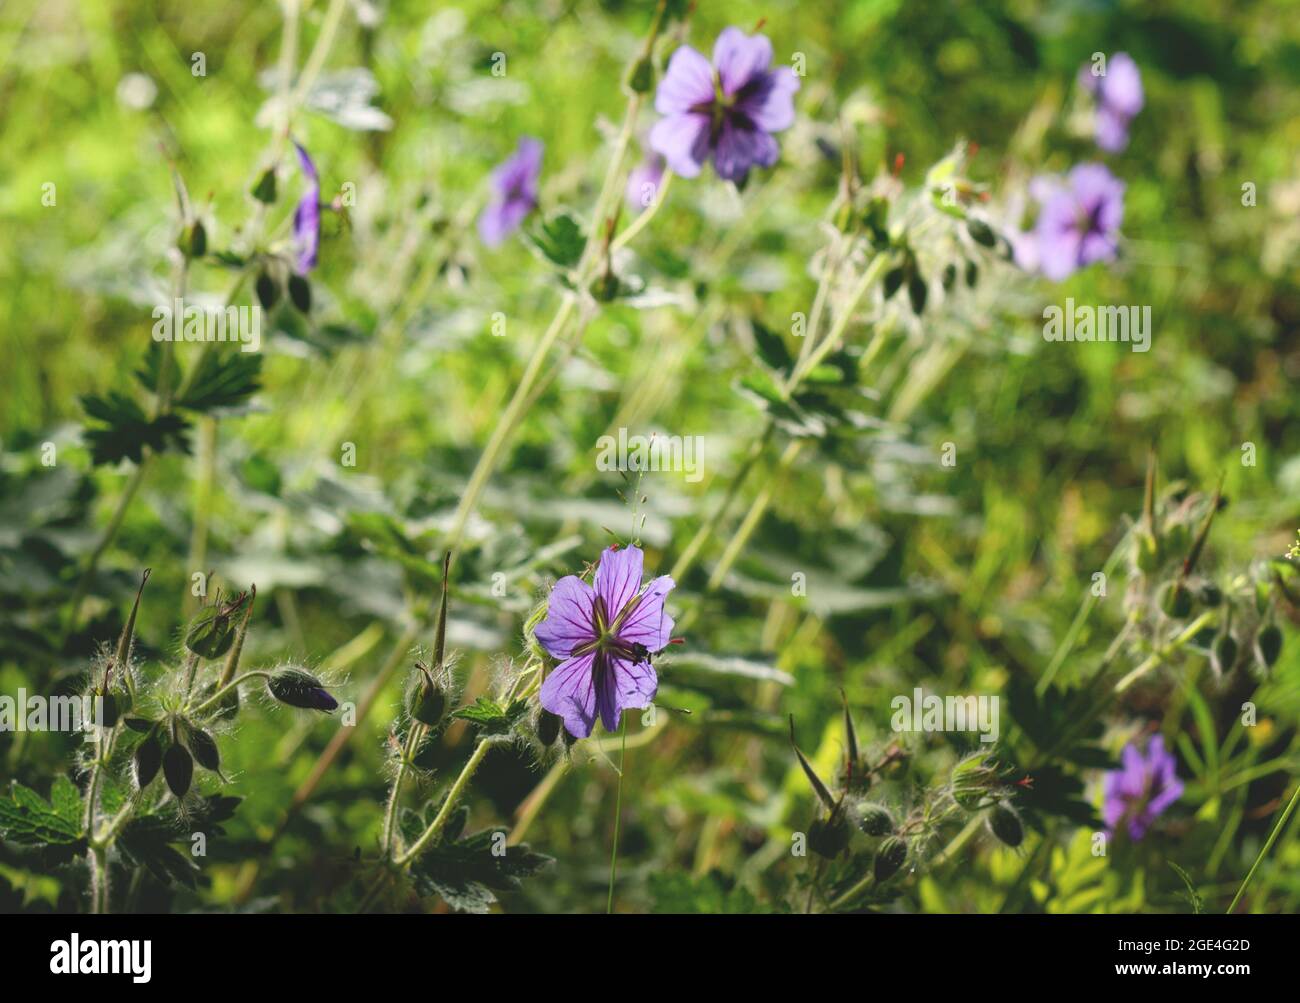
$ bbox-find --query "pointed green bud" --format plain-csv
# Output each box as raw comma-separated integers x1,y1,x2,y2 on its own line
268,668,338,712
188,726,221,772
405,665,448,727
1256,624,1282,669
252,167,277,204
1160,581,1193,619
809,814,852,859
163,742,193,798
1213,632,1238,674
134,734,162,789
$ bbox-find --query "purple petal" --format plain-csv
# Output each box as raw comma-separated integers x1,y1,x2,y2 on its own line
478,197,530,246
737,66,800,133
655,45,715,116
1100,52,1143,119
648,112,710,179
292,141,320,274
713,27,773,96
595,545,644,623
539,650,598,739
1078,229,1118,267
1094,106,1131,153
534,575,597,659
1069,163,1124,224
595,653,658,732
615,575,676,652
712,122,779,183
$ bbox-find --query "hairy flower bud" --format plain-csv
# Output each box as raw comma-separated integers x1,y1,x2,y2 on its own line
268,668,338,711
188,726,221,772
163,742,193,798
405,666,448,727
854,803,894,837
1159,581,1192,619
1256,624,1282,669
988,802,1024,848
873,836,909,882
185,594,249,660
133,734,162,789
537,709,562,747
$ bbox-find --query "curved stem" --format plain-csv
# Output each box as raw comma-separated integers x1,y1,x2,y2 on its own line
187,670,271,717
394,736,502,868
611,170,674,253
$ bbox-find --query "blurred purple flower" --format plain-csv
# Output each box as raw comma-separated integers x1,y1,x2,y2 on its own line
1103,734,1183,840
535,544,675,739
478,137,543,246
1079,52,1144,153
649,26,799,184
292,141,320,274
1029,163,1125,281
625,152,665,212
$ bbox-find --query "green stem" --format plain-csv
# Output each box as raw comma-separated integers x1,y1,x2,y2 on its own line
606,716,628,913
1228,779,1300,914
382,723,426,860
394,736,502,868
187,670,271,717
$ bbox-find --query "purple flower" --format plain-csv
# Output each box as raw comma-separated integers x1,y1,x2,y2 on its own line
535,544,675,739
625,152,665,212
478,137,543,246
1029,163,1125,281
1079,52,1143,153
649,27,799,184
292,141,320,274
1103,734,1183,840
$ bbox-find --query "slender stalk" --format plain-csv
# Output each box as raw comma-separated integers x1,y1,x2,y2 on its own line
394,736,502,867
381,723,425,859
706,439,804,592
611,170,674,253
1228,779,1300,914
187,670,272,717
606,716,629,913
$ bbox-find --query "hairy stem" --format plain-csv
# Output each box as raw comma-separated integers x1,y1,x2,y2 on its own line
394,736,502,868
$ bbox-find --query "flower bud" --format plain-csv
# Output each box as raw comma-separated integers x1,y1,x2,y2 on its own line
1134,530,1161,573
1199,582,1223,607
288,274,312,313
1159,581,1192,619
537,709,562,747
181,220,207,259
625,55,655,94
883,266,905,300
133,734,162,789
92,687,123,729
185,595,248,660
873,836,909,882
907,273,927,315
966,217,997,248
1256,625,1283,669
252,167,278,204
255,270,281,311
268,668,338,711
1213,632,1239,674
163,742,193,798
405,667,448,727
854,803,894,837
988,802,1024,848
188,726,221,772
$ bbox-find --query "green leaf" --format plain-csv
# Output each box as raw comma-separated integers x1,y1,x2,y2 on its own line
410,827,553,913
527,210,586,269
0,782,83,845
175,352,263,413
450,696,529,735
81,392,192,465
49,776,82,823
751,319,793,374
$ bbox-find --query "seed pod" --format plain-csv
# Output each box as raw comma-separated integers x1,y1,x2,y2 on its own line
288,274,312,313
268,668,338,711
255,270,281,311
163,743,193,798
1256,625,1283,669
188,727,221,772
1199,582,1223,607
592,270,621,303
855,803,894,837
941,263,957,291
808,814,852,859
185,220,207,259
537,709,562,747
964,260,979,288
124,716,154,733
907,273,928,315
988,802,1024,848
134,734,162,789
966,217,997,248
873,836,909,882
1212,632,1238,674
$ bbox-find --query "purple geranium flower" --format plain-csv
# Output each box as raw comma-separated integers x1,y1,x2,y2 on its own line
1103,734,1183,840
292,141,320,274
535,544,675,739
1029,163,1125,281
625,151,665,212
649,26,799,184
478,137,543,246
1079,52,1143,153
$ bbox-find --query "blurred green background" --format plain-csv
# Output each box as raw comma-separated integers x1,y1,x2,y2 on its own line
2,0,1300,912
